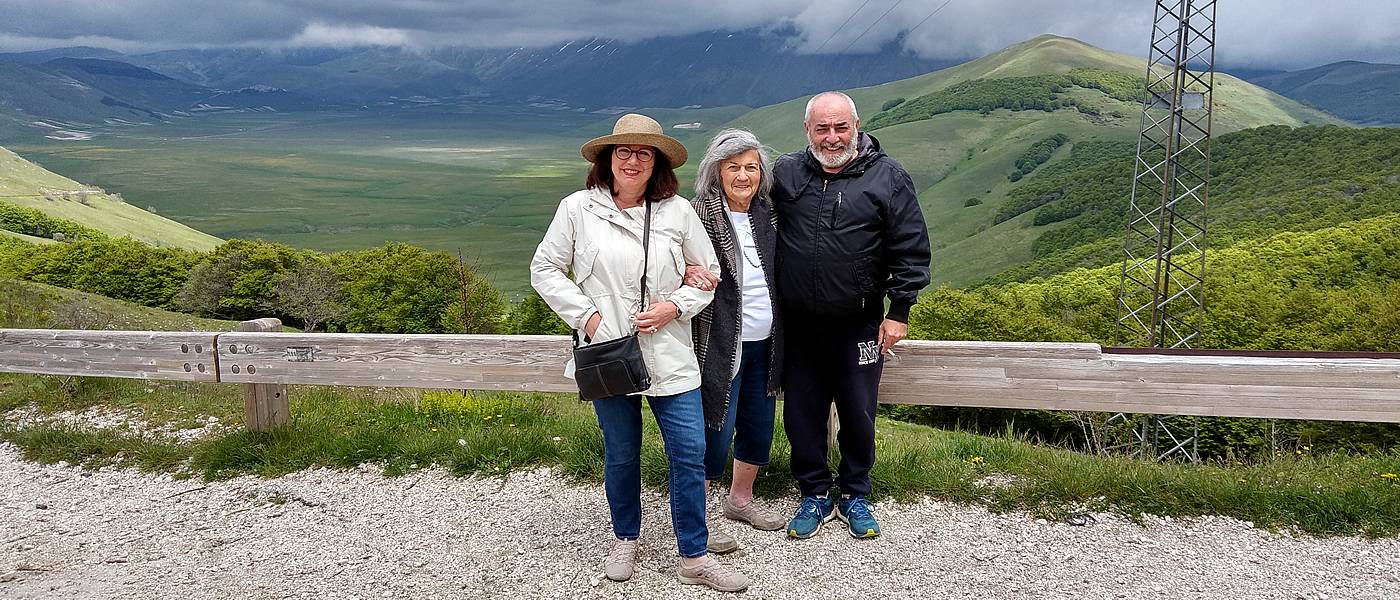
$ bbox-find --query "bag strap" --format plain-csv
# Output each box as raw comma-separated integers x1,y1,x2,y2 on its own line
638,197,652,314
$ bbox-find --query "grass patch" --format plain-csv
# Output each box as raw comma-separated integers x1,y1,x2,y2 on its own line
2,373,1398,537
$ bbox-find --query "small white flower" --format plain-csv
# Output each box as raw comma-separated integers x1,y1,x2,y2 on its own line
457,439,467,447
552,436,562,442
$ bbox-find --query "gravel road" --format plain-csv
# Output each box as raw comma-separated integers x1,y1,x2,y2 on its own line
2,443,1396,599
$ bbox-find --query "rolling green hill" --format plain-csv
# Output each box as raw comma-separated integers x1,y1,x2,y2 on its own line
985,125,1400,285
0,277,246,331
0,146,221,250
0,229,55,245
707,34,1347,287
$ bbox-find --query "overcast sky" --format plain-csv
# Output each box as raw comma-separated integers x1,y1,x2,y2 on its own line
1,0,1396,70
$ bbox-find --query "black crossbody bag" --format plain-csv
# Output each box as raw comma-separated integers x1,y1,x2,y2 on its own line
571,199,653,401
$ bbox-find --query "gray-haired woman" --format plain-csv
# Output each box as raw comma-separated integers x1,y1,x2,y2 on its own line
688,129,787,550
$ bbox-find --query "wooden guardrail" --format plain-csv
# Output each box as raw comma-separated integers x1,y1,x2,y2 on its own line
3,321,1399,431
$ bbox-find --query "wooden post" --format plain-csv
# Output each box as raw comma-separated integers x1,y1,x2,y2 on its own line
236,318,288,432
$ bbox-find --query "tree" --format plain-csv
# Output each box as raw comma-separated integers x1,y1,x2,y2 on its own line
510,291,570,335
271,260,348,332
176,251,242,318
174,240,307,321
333,242,506,334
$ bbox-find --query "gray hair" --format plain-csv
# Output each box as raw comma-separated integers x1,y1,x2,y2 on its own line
693,128,774,202
804,91,859,123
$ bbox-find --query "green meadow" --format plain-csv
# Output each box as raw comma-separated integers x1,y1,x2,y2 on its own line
9,107,600,297
6,103,759,297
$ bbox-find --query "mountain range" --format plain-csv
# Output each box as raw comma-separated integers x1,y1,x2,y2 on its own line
1252,61,1400,125
0,29,955,129
2,28,1396,135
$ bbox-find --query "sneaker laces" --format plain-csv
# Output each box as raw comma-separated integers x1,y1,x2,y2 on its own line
692,557,739,580
844,496,873,521
794,496,825,520
609,539,638,564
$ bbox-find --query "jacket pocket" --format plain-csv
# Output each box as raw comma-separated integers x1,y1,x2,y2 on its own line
661,245,686,293
573,242,600,291
854,256,875,296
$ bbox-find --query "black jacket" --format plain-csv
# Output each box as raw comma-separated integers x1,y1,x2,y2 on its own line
771,132,931,322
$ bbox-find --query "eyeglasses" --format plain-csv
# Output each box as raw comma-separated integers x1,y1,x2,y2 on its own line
614,146,655,163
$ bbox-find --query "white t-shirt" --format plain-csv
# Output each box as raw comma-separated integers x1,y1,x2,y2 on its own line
728,211,774,341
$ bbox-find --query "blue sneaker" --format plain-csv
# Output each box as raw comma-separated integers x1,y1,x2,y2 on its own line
836,495,881,539
786,495,835,539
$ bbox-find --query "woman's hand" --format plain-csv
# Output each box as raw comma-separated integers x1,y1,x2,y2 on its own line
684,265,720,291
634,301,681,333
584,312,602,339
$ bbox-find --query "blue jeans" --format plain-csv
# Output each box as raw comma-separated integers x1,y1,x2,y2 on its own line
592,387,708,558
704,338,777,480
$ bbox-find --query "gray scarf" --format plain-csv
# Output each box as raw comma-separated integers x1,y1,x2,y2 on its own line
690,191,783,430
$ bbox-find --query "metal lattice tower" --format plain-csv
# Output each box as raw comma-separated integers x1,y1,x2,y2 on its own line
1114,0,1217,461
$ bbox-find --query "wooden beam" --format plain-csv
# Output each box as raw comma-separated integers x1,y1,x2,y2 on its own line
879,344,1400,423
235,319,288,432
0,329,220,382
2,328,1397,424
214,332,577,392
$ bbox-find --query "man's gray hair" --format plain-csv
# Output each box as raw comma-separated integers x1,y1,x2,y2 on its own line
804,91,859,123
693,128,774,202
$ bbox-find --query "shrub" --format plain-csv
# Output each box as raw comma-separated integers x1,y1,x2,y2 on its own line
0,201,109,242
333,242,506,334
14,238,200,309
176,239,307,321
510,291,570,335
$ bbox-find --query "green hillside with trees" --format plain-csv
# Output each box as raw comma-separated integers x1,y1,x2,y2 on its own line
0,236,506,335
704,35,1345,289
987,125,1400,284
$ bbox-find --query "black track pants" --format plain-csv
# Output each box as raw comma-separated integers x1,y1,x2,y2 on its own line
782,306,884,497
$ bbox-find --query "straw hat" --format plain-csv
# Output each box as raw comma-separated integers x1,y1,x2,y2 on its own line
580,113,688,167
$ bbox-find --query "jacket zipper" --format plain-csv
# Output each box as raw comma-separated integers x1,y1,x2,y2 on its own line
830,191,843,229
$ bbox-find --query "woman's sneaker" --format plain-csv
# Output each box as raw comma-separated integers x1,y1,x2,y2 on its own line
785,495,835,539
604,538,638,581
836,495,881,538
707,530,739,554
723,496,786,531
677,557,750,592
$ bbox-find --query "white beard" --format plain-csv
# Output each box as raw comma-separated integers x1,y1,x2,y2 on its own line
809,138,858,170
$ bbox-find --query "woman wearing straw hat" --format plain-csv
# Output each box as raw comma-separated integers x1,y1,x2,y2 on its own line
529,113,748,592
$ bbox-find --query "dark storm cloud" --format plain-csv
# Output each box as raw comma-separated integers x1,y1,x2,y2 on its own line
1,1,1396,69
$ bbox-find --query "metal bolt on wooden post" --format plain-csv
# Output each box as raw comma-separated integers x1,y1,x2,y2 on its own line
237,318,288,432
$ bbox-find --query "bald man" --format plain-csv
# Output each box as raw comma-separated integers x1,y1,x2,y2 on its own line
772,91,931,540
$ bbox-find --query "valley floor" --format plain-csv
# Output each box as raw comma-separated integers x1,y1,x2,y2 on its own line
1,442,1395,600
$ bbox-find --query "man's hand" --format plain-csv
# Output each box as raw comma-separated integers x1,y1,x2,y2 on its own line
584,312,602,339
876,319,907,354
683,265,720,291
634,301,681,333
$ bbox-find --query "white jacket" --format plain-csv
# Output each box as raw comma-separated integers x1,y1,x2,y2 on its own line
530,188,720,396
